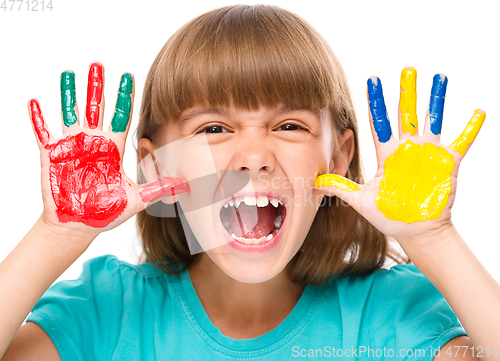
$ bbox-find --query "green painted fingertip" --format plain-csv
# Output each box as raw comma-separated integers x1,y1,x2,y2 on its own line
61,71,77,127
111,73,133,133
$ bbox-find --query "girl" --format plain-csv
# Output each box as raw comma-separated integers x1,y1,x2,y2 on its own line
1,4,499,360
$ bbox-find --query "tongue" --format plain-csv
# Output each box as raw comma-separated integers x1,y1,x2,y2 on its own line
226,203,277,239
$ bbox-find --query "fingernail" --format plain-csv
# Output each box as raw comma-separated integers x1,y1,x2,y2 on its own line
367,77,392,143
111,73,133,133
61,71,77,127
86,63,103,129
429,74,448,135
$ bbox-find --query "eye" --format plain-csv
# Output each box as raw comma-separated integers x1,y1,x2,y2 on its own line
276,123,307,131
197,125,230,134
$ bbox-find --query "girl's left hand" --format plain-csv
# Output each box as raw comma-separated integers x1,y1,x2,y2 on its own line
314,67,485,248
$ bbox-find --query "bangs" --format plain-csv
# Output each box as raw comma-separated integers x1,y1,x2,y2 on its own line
148,5,343,125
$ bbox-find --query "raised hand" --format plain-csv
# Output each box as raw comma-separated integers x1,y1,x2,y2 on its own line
29,62,189,235
314,67,485,245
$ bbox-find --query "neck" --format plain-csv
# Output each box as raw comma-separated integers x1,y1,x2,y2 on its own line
188,253,305,339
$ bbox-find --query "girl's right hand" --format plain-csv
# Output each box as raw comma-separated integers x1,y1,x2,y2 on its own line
29,62,189,242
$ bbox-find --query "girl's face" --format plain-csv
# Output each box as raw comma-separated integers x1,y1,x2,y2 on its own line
152,105,349,283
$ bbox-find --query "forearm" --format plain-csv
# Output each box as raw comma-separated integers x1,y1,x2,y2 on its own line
402,226,500,359
0,217,93,357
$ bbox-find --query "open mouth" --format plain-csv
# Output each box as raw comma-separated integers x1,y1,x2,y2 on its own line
220,195,287,245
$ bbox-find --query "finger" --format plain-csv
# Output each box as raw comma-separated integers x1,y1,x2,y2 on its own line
398,67,418,138
60,70,80,133
28,99,52,148
423,73,448,139
367,76,393,146
314,174,363,212
139,176,190,205
85,62,104,129
110,73,134,136
449,109,486,157
314,174,360,192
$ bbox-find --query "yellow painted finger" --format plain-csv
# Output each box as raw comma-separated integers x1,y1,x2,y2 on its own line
314,174,360,192
400,68,418,135
449,109,486,156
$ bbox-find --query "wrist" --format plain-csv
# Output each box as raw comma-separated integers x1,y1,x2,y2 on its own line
35,216,97,256
396,222,459,260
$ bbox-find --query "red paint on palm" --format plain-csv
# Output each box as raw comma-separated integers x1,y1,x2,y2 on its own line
45,132,127,227
29,99,50,146
86,63,103,129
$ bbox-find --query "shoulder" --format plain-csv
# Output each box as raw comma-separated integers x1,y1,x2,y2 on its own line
79,254,167,283
371,263,446,307
331,264,467,356
331,263,429,298
30,254,171,309
331,263,459,325
372,263,435,294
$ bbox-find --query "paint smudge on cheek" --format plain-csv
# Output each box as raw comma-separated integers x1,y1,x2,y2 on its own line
45,132,127,227
375,139,455,223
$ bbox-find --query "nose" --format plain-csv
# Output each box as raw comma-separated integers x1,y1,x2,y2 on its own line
231,135,275,177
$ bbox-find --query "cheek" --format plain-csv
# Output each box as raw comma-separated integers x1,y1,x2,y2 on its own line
156,134,218,181
283,141,329,170
274,144,329,194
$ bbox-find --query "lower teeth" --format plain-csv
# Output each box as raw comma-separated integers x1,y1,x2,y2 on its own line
231,233,273,245
221,205,284,245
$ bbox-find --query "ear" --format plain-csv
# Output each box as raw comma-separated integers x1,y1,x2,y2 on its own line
138,137,164,187
315,128,360,198
329,128,355,176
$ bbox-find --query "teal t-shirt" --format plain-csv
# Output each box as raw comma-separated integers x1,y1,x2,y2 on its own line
27,255,466,360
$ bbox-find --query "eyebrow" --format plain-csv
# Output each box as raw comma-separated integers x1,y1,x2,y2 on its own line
177,106,322,132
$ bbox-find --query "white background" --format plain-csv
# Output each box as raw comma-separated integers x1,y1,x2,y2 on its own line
0,0,498,286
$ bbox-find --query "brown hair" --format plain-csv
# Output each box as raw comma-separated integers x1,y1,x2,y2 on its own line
136,4,409,287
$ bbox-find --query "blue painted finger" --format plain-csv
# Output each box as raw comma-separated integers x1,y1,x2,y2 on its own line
429,74,448,135
367,77,392,143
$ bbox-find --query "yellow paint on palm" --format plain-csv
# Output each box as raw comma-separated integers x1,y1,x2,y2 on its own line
376,139,455,223
400,68,418,135
314,174,360,192
449,109,485,156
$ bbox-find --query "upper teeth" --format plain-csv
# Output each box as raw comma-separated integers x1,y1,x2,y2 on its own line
223,195,283,208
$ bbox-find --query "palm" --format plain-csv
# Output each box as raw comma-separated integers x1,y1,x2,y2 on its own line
38,130,137,232
316,68,485,245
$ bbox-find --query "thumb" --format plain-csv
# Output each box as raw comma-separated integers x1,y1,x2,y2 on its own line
314,174,362,207
138,177,190,208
